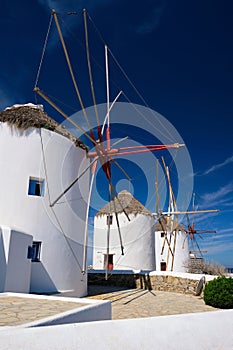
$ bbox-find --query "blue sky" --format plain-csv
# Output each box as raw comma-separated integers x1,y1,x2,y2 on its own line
1,0,233,267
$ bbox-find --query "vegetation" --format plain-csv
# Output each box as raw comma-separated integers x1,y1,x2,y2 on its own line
204,276,233,309
184,259,227,276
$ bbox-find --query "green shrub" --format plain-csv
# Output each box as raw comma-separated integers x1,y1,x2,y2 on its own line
204,276,233,309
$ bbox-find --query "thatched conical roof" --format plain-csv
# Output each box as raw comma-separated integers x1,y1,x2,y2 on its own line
154,216,185,232
0,103,87,150
96,190,153,217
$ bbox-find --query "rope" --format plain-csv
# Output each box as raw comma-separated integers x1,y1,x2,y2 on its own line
109,51,176,142
50,157,98,207
121,91,175,143
83,9,100,127
86,12,106,46
34,13,53,88
50,11,176,144
36,10,177,145
34,87,97,145
86,11,176,142
52,11,93,133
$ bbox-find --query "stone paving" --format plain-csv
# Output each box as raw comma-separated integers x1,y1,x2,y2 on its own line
87,285,218,320
0,287,218,327
0,296,86,327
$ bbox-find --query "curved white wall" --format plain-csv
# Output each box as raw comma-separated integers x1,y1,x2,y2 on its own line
93,213,155,271
155,229,190,272
0,123,89,296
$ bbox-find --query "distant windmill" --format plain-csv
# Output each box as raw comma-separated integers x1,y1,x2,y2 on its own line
182,194,217,258
154,157,189,272
154,158,219,271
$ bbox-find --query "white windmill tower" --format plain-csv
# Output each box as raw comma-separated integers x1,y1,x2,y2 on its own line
93,190,155,272
0,103,89,295
154,158,190,272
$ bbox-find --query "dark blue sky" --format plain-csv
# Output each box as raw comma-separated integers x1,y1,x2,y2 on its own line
1,0,233,267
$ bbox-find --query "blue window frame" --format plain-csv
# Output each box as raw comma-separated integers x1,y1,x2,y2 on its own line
28,177,45,197
27,241,42,262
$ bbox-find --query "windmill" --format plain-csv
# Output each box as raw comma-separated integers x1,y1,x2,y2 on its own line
33,10,185,279
154,158,219,272
154,157,187,272
182,194,217,259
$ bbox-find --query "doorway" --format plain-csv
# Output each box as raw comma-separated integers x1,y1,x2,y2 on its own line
160,262,167,271
103,254,114,270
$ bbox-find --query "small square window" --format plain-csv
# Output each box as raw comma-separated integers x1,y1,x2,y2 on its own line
161,232,165,238
28,241,42,262
106,215,113,225
28,177,45,197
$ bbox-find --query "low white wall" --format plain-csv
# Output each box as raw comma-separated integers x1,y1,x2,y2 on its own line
25,301,111,328
149,270,218,282
0,310,233,349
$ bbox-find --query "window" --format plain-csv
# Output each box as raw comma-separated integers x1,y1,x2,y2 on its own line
27,241,42,262
106,215,113,225
161,232,165,238
28,177,45,197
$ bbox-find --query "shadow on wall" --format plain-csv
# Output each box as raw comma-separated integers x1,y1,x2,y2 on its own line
88,272,138,290
30,262,57,294
0,232,6,292
0,228,33,293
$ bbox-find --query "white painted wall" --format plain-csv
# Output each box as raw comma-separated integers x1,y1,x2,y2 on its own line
155,229,189,272
93,213,155,271
0,122,89,296
0,310,233,349
0,227,33,293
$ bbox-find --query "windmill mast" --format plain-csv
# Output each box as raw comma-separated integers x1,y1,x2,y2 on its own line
34,10,188,279
155,159,160,215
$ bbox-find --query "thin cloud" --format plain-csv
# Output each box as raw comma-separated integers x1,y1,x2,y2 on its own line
37,0,83,12
202,239,233,254
201,183,233,207
204,228,233,241
37,0,108,13
35,0,109,51
199,227,233,256
203,155,233,175
136,2,167,34
187,212,219,226
201,240,233,255
212,232,233,240
218,227,233,234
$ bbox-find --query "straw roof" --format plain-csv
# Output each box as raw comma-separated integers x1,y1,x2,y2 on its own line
154,216,185,232
96,190,153,217
0,103,87,150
